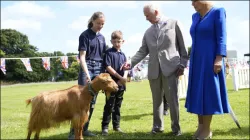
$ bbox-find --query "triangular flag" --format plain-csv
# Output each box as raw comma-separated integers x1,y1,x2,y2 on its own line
60,56,68,69
42,57,50,71
0,58,6,74
21,58,33,71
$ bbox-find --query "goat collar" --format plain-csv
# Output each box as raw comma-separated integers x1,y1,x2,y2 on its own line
88,82,98,96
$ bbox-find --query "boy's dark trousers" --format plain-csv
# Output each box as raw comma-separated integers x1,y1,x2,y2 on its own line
102,89,124,129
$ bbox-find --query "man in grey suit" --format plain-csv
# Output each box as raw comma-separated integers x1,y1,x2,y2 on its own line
123,3,188,136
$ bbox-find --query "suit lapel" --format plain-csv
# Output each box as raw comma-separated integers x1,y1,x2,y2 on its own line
158,17,168,40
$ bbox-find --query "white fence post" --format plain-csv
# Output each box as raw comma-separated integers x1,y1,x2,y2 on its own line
232,67,239,91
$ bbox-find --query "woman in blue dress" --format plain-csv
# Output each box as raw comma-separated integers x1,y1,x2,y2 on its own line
185,1,230,139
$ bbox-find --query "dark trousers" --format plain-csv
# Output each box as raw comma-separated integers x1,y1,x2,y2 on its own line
102,89,124,129
163,94,169,111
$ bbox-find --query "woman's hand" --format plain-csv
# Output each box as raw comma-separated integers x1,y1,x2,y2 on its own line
214,55,223,74
85,76,91,83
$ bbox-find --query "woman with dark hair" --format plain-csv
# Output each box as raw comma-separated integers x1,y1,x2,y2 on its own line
68,11,106,139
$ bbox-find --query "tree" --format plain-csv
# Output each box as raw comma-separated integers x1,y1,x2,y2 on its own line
0,29,50,82
0,29,38,56
1,29,82,83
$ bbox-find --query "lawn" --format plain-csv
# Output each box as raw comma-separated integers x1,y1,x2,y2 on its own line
1,79,249,139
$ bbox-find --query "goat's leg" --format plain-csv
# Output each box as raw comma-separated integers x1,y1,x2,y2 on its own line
34,129,40,140
80,112,89,139
72,116,81,139
26,129,32,140
79,124,84,140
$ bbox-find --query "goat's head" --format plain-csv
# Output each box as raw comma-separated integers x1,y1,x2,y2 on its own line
92,73,119,98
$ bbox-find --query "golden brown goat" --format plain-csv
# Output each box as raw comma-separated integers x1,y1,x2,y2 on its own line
26,73,118,140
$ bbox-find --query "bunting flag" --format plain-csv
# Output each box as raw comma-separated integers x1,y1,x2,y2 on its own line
21,58,33,71
60,56,68,69
42,57,50,71
0,58,6,74
76,55,80,63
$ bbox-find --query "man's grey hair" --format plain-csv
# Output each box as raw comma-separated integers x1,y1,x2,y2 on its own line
143,3,161,15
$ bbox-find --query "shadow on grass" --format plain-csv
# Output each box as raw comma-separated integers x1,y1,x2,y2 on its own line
38,126,249,139
97,113,153,122
122,113,153,121
213,126,249,137
40,131,194,139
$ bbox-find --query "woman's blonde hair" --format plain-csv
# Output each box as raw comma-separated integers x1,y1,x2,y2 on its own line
202,1,214,7
87,11,105,29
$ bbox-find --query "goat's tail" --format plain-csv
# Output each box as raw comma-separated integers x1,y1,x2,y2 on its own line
25,98,33,107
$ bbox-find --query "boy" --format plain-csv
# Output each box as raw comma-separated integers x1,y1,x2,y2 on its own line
101,30,128,136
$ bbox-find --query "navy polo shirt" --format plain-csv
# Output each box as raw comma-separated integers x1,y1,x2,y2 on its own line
78,28,106,61
103,47,127,82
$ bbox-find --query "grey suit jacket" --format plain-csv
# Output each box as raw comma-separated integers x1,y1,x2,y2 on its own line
131,17,188,80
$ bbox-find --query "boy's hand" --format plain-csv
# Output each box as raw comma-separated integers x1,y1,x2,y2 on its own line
121,62,131,70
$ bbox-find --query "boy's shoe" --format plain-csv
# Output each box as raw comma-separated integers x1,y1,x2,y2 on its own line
83,130,96,137
113,127,124,133
163,110,169,116
68,129,96,139
151,128,164,134
102,128,109,136
172,131,182,136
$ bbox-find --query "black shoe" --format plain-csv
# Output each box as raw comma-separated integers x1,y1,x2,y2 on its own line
151,128,164,134
83,130,96,137
68,128,75,140
172,131,182,136
102,128,108,136
114,127,124,133
163,110,169,116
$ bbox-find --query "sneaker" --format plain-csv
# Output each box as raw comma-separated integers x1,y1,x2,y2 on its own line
102,128,109,136
68,128,75,140
151,128,164,134
163,110,169,116
82,130,96,137
172,131,182,136
113,127,124,133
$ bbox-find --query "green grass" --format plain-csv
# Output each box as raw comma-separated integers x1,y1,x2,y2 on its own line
1,79,249,139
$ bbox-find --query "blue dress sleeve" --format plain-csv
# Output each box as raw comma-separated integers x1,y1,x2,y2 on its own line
215,8,227,57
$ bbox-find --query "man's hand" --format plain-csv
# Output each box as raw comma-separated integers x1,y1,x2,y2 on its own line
121,62,131,70
176,65,185,77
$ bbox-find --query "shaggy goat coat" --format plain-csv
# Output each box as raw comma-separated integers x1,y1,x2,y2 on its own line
26,73,118,140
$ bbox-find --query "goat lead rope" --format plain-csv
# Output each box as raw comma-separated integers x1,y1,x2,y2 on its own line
87,82,97,97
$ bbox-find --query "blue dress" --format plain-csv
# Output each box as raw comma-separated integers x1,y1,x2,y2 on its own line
185,7,230,115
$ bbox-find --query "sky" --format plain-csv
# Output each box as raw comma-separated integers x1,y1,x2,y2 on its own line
1,1,249,59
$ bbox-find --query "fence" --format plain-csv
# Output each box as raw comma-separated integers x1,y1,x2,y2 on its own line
232,67,250,91
178,66,250,99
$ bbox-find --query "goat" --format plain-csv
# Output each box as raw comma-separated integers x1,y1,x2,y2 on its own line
26,73,118,140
